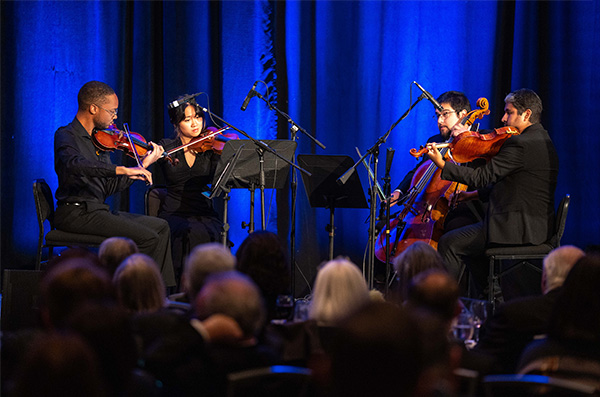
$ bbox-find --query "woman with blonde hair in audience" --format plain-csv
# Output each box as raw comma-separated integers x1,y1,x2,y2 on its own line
113,253,166,313
309,257,371,327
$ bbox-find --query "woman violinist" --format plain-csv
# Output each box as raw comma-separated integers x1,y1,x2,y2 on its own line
152,95,229,276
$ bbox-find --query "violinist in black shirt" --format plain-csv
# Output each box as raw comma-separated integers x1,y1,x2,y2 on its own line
54,80,176,287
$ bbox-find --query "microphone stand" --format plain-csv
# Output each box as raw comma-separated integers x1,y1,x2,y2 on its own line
382,148,395,296
337,93,426,289
252,91,325,299
198,106,311,232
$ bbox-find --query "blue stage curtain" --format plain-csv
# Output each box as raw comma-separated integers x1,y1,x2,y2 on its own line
2,1,599,284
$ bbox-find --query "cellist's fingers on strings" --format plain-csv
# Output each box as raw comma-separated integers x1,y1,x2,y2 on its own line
387,190,402,207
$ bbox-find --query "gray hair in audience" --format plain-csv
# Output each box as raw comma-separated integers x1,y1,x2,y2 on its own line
113,253,166,313
309,257,370,326
195,271,265,337
98,237,138,276
184,242,236,300
543,245,585,293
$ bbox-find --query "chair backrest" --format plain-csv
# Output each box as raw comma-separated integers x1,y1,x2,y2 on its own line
144,186,167,217
33,179,55,230
554,194,570,247
227,365,314,397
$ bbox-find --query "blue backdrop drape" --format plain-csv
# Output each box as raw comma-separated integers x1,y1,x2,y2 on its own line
2,0,599,296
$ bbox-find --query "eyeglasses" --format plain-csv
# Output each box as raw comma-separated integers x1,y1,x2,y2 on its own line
433,110,456,120
94,104,118,117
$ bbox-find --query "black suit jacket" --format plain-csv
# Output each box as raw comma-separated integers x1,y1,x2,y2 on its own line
474,288,562,373
441,123,559,245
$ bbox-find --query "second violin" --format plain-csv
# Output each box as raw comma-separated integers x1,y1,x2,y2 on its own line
164,126,239,157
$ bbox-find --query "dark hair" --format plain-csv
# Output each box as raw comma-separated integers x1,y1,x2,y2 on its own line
167,96,204,125
504,88,543,124
235,231,290,320
406,269,459,323
77,81,115,111
12,333,106,397
548,254,600,348
330,302,423,397
436,91,471,114
40,259,114,328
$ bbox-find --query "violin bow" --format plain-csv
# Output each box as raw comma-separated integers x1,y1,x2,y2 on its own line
123,123,150,185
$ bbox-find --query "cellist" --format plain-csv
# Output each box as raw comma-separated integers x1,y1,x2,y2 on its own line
390,91,486,233
425,89,559,299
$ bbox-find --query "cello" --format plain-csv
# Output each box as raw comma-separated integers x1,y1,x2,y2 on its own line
374,98,493,262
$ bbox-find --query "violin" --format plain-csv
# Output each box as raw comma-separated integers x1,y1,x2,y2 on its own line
92,124,153,159
165,126,239,157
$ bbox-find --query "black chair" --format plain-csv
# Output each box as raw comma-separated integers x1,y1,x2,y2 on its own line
144,185,167,217
226,365,315,397
483,374,598,397
33,179,106,270
484,194,571,310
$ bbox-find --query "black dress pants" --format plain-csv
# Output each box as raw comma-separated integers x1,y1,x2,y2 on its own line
55,204,176,287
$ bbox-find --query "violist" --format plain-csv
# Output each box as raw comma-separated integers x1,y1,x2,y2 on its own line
426,89,559,299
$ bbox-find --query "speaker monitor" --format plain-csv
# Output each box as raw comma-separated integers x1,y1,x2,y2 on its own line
1,270,44,331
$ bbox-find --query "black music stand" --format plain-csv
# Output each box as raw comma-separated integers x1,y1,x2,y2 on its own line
207,142,246,246
297,154,368,260
214,139,297,232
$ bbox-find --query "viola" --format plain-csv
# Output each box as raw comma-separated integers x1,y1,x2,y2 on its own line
409,126,520,163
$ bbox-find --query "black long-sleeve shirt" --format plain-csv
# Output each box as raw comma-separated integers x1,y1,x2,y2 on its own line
54,117,133,210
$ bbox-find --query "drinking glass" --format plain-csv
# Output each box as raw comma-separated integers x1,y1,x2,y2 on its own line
293,298,311,322
452,309,475,344
468,299,490,343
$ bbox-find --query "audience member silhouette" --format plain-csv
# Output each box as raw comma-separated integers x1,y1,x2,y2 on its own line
517,254,600,386
475,245,585,373
3,256,114,396
236,231,291,321
309,258,370,327
393,241,446,302
11,333,106,397
325,301,424,397
405,270,470,395
113,253,167,314
171,242,236,304
66,303,160,396
40,257,114,329
99,236,139,277
141,271,270,396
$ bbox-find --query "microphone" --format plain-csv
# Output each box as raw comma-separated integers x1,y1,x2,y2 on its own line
240,82,258,111
168,92,201,109
413,81,443,112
